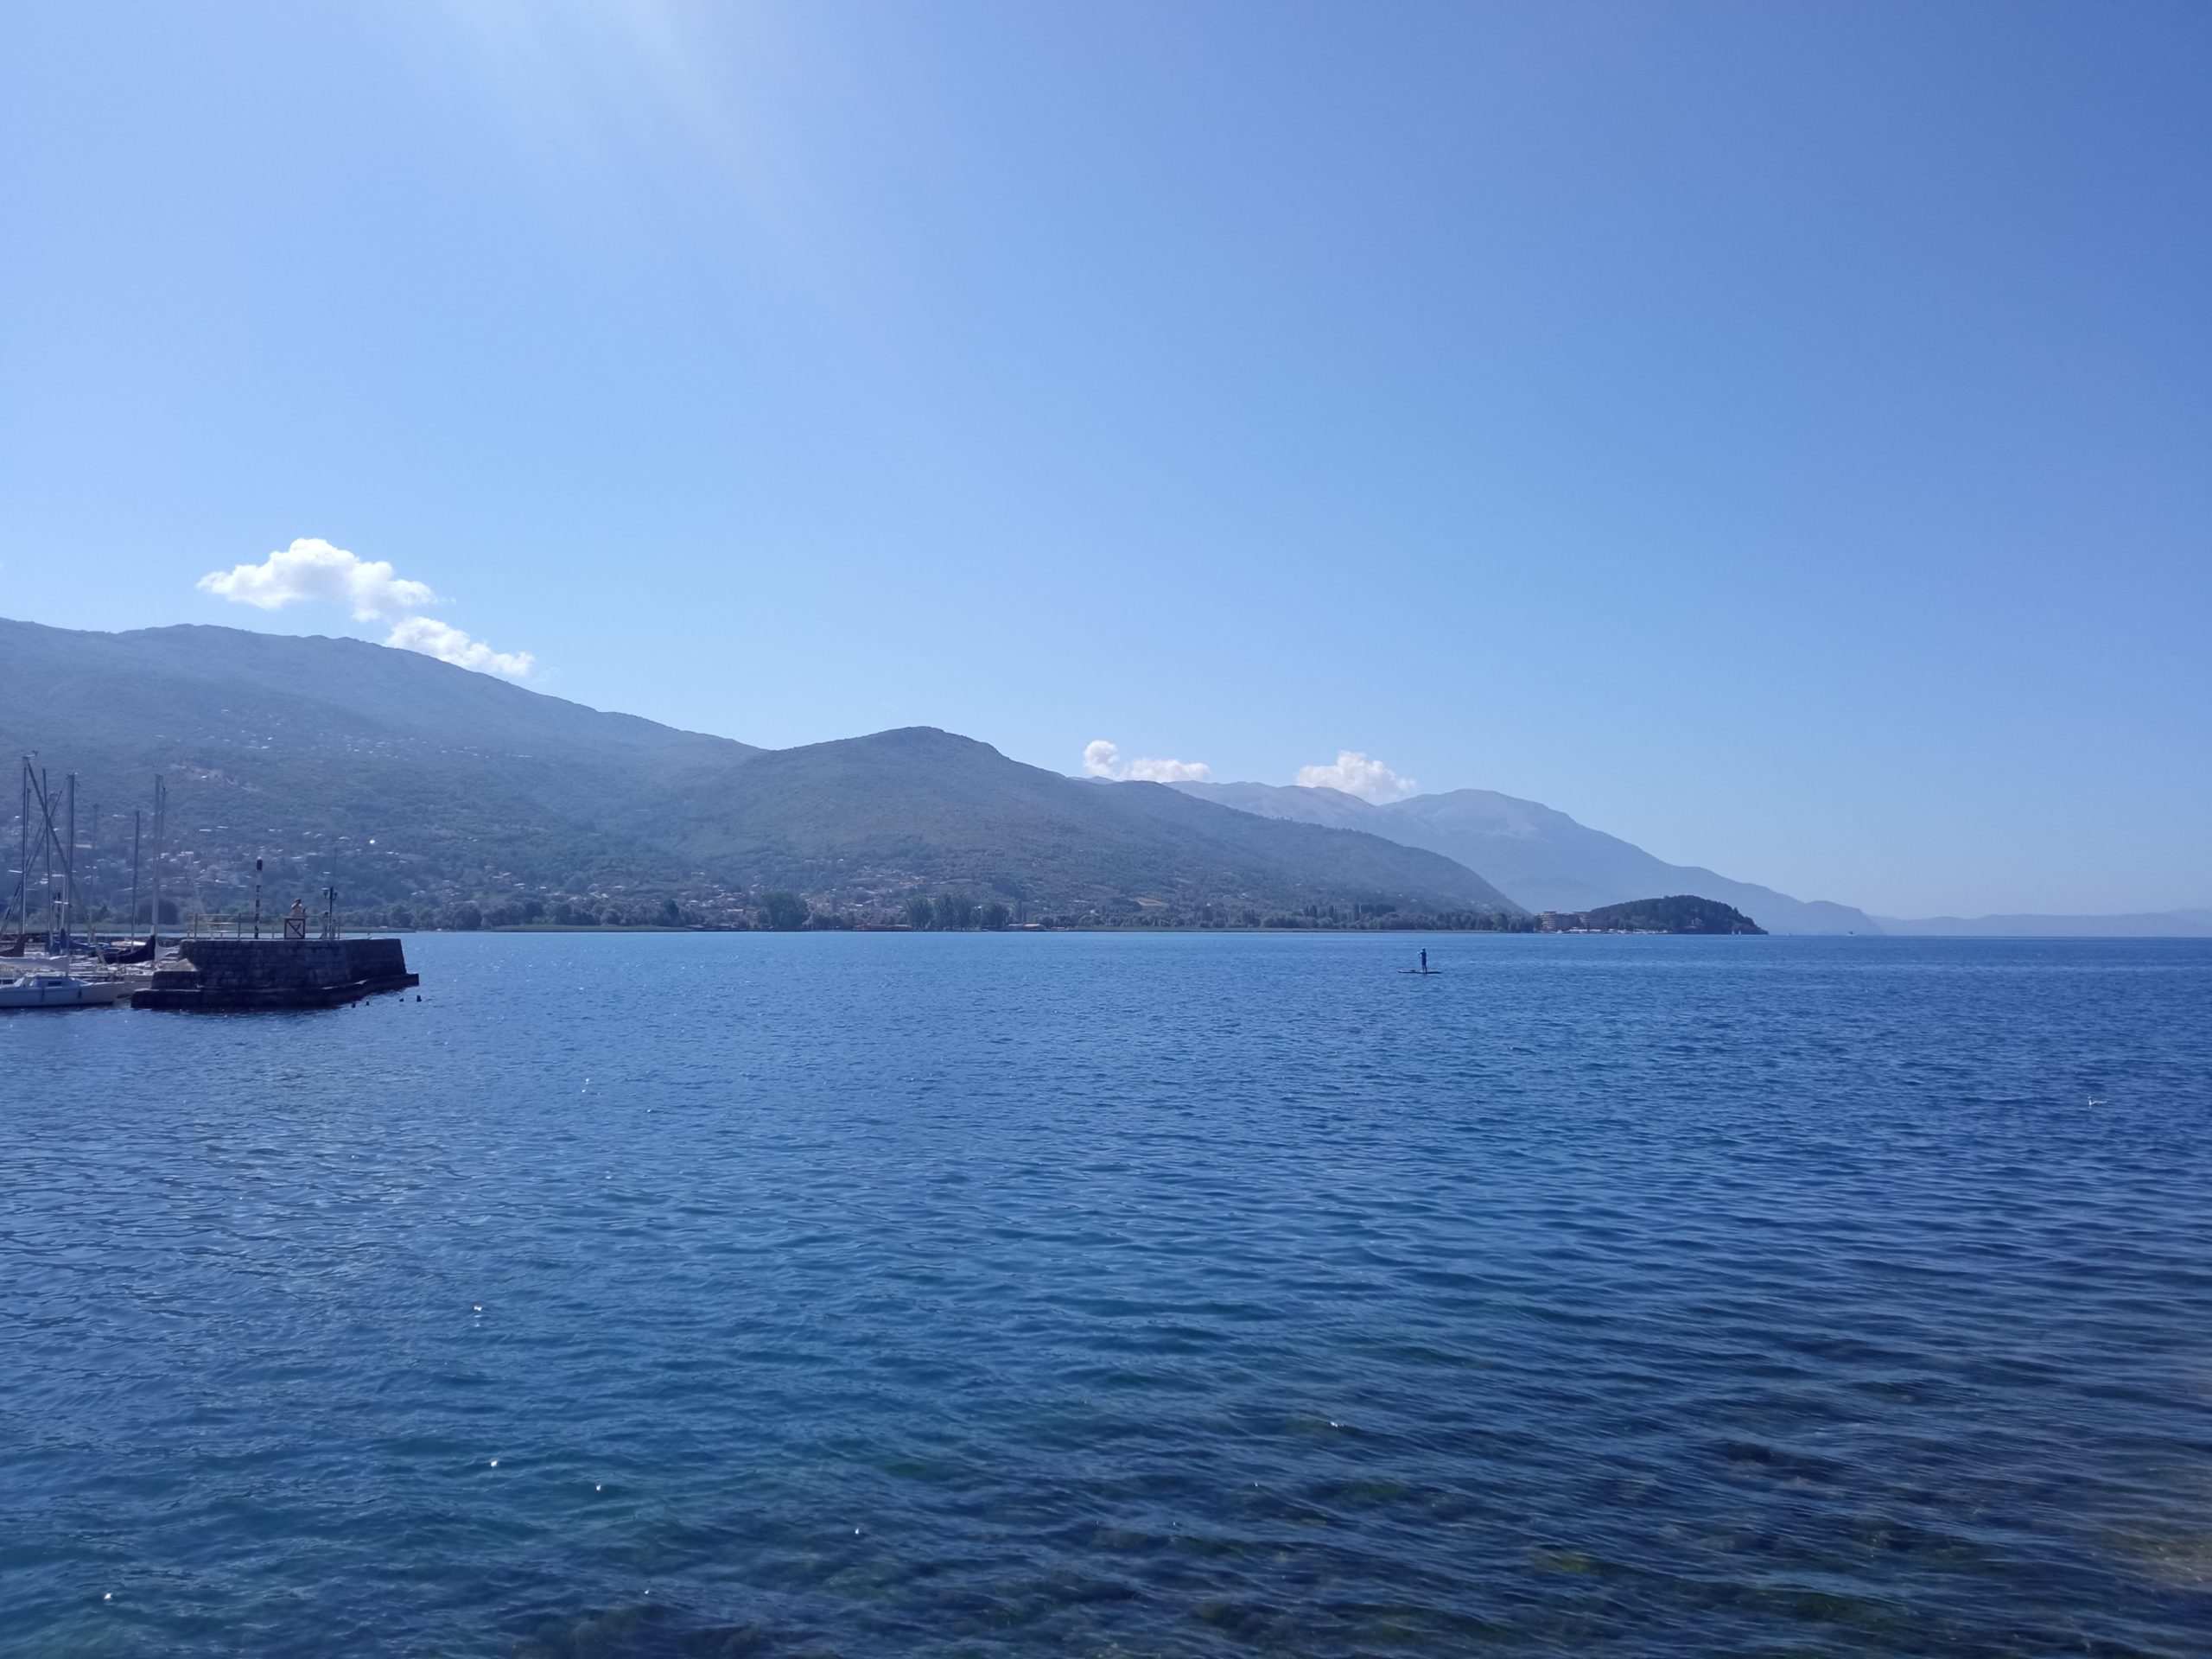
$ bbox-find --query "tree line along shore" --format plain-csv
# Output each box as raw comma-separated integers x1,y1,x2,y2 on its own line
157,892,1758,937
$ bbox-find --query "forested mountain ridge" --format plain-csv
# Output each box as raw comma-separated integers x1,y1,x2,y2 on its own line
652,726,1521,918
2,617,750,917
2,619,1521,926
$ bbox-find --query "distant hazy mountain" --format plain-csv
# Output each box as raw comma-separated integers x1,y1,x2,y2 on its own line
1173,780,1878,935
1873,909,2212,938
2,618,1519,922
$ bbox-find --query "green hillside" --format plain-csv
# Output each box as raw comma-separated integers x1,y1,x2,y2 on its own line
2,619,1522,927
1,618,746,918
660,727,1522,917
1548,896,1766,934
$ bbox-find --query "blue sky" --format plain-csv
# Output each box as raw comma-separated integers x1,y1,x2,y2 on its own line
3,2,2207,917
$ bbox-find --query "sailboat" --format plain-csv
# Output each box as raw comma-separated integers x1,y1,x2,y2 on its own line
4,758,160,980
0,972,132,1010
3,793,130,998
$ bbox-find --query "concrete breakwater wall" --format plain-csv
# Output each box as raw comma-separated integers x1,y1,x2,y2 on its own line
133,938,420,1010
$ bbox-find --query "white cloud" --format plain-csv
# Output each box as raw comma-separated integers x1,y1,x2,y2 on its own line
1294,750,1419,802
385,616,536,680
1083,739,1212,784
197,537,532,679
198,537,436,622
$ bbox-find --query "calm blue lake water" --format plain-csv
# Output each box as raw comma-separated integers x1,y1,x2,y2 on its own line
3,932,2209,1656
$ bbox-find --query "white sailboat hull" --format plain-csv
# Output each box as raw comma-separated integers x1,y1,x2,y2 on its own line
0,975,134,1009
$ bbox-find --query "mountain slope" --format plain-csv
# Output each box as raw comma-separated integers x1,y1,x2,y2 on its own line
1,617,753,909
1174,779,1877,934
3,619,1520,922
659,727,1522,914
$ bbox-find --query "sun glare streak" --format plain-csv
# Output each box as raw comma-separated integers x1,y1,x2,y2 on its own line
431,1,811,258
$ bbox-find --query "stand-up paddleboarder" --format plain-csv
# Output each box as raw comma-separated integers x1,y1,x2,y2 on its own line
1420,949,1427,974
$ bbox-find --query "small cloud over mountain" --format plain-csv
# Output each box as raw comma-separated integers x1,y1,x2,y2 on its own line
198,537,533,679
1294,750,1418,802
1084,740,1212,784
198,537,433,621
385,616,535,679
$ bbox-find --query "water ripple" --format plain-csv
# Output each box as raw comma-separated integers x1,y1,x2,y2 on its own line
3,933,2209,1656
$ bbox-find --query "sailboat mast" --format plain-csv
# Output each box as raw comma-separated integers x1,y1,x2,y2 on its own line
131,810,143,935
10,757,25,938
65,773,76,952
41,766,53,941
149,774,165,953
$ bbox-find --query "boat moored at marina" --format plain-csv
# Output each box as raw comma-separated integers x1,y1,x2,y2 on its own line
0,973,135,1010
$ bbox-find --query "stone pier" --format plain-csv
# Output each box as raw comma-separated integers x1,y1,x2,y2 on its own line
131,938,420,1010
